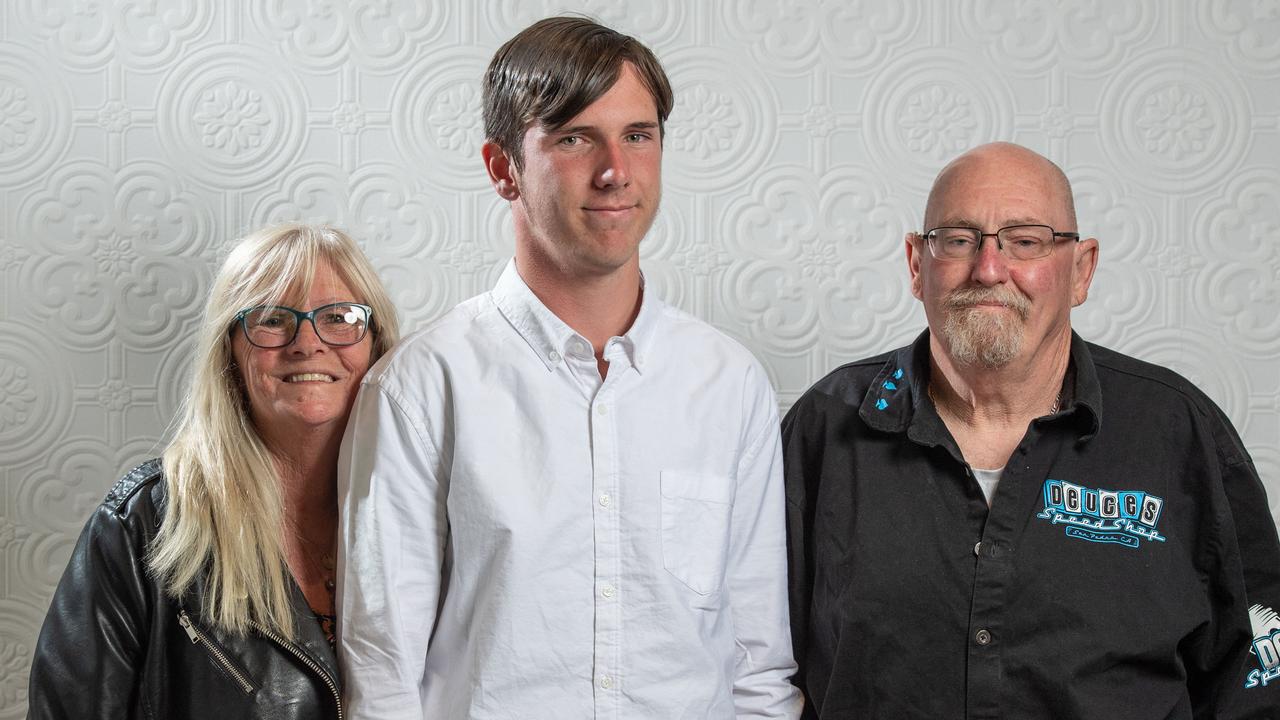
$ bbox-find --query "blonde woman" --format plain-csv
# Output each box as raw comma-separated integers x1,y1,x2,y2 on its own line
29,224,399,719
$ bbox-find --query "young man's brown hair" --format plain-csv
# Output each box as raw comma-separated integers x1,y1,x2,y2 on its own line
482,16,674,170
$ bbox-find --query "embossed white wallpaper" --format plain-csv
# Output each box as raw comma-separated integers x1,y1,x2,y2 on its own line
1,1,1278,713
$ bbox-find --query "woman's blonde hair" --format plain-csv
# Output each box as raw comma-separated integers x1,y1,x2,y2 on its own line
148,223,400,639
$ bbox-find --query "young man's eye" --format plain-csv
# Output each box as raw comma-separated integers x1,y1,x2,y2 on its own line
558,136,581,146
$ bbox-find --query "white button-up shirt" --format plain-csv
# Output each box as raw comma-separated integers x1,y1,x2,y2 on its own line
338,261,801,719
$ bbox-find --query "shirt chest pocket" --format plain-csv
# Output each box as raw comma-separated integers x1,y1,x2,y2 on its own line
660,471,735,595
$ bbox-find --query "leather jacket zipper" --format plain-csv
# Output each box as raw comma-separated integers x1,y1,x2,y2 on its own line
177,609,256,694
250,620,344,720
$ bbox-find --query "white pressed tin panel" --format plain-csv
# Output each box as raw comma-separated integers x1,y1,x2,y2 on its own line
1,2,1277,713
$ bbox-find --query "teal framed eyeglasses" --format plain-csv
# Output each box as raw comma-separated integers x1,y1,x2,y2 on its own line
232,303,373,348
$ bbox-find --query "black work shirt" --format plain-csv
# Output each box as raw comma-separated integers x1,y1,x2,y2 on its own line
783,330,1280,719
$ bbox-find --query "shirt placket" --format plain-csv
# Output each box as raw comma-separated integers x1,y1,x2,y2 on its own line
964,470,1012,720
588,343,625,719
964,426,1058,720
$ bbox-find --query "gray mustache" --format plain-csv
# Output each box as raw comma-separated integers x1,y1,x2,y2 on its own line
943,288,1031,319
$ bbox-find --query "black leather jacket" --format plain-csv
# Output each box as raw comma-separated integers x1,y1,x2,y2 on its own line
28,459,343,719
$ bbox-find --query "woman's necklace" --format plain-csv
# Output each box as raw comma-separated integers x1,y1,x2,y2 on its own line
290,527,337,611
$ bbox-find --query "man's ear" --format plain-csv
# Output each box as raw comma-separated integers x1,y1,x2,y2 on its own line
482,141,520,201
905,232,925,301
1071,236,1099,307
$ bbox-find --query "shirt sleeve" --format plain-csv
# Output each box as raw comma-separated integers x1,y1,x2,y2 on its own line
781,394,823,720
726,370,804,719
1197,403,1280,717
338,379,449,719
28,502,150,720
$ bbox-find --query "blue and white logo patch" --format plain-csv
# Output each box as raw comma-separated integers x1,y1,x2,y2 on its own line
1035,479,1166,548
1245,604,1280,689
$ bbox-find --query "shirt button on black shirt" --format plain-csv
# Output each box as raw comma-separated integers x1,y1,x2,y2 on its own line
975,628,992,646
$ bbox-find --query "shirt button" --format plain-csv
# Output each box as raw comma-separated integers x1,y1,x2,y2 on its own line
599,674,613,689
973,541,982,557
596,404,608,416
547,350,561,363
601,584,615,599
975,628,992,646
599,493,611,507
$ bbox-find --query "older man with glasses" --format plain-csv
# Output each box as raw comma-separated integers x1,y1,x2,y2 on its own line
783,141,1280,718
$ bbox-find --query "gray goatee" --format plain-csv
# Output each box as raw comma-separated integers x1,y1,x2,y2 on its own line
940,286,1031,368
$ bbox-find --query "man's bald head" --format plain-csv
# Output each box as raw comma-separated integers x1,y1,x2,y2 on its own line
923,142,1077,232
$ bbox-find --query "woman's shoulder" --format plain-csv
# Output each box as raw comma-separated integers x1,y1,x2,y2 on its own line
98,457,167,525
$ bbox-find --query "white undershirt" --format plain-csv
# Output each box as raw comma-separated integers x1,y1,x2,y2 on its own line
972,466,1005,506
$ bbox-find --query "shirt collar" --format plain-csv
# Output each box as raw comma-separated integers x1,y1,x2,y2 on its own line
617,270,659,373
490,259,660,373
859,329,1103,442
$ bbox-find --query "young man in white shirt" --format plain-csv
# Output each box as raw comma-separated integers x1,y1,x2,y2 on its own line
337,16,802,719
